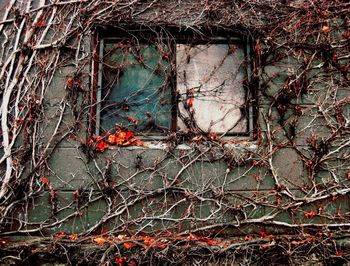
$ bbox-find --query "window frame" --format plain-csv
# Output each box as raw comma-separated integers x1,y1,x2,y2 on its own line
90,27,256,141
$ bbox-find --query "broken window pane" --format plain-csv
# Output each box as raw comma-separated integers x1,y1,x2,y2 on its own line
100,41,172,133
176,44,248,134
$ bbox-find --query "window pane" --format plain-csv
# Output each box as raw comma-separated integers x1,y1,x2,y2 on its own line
101,41,172,133
176,44,248,134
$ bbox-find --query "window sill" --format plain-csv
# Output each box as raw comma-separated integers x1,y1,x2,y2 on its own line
106,137,258,152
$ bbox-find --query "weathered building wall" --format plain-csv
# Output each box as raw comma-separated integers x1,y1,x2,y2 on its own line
0,0,349,264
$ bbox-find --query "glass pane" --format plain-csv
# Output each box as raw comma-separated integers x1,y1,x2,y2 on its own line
176,44,248,134
101,41,172,133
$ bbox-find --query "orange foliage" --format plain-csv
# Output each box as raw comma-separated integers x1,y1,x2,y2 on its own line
93,237,108,245
95,140,109,152
258,231,273,239
123,242,137,249
88,129,143,152
187,233,198,240
142,235,155,246
304,210,315,219
115,257,126,266
54,232,66,238
141,236,166,249
69,234,78,240
322,25,331,33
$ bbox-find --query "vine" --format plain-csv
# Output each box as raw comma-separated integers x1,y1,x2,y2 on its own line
0,0,349,265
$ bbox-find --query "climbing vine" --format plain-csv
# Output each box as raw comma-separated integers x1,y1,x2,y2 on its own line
0,0,349,265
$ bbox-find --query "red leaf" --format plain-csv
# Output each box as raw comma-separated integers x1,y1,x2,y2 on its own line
258,231,273,238
115,257,126,266
42,177,49,184
35,20,45,27
304,210,315,219
67,78,73,88
95,140,109,152
125,131,134,140
127,117,138,124
336,251,345,256
89,129,142,151
342,32,350,40
55,232,66,238
201,238,218,245
255,42,261,56
346,172,350,180
123,242,137,249
208,133,217,140
187,97,194,108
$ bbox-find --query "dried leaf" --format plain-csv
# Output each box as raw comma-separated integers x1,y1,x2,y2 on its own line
142,236,155,246
208,133,217,140
322,25,331,33
95,140,109,152
69,234,78,240
35,20,45,27
115,257,126,266
127,116,138,124
202,238,218,246
89,129,143,151
346,172,350,180
192,135,203,142
304,210,315,219
106,134,118,145
123,242,137,249
258,231,273,238
336,251,345,256
67,77,73,88
93,237,108,245
187,97,194,108
54,232,66,238
342,32,350,40
187,233,199,240
255,42,261,56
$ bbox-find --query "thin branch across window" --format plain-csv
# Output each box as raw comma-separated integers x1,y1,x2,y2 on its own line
96,37,251,137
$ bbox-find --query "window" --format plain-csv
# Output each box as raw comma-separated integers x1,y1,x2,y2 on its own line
93,29,253,139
